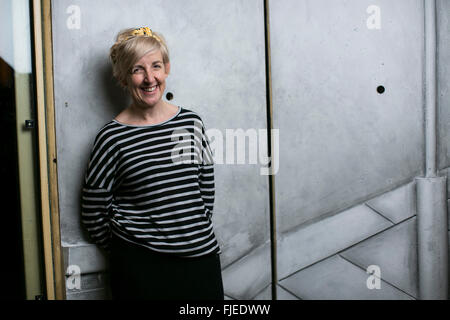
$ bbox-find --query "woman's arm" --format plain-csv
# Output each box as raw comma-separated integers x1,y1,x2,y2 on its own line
198,121,215,220
81,186,113,250
81,128,118,250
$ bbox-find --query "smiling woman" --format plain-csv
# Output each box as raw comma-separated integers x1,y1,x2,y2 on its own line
109,28,177,125
117,49,176,125
81,27,224,300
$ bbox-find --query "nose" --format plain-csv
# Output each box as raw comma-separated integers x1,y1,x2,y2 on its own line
143,68,157,83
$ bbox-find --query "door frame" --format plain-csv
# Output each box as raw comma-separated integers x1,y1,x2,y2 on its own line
32,0,65,300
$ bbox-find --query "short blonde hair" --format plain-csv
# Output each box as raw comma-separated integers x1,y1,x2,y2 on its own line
109,28,170,88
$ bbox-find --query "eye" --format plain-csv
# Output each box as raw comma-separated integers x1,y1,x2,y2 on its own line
132,67,144,74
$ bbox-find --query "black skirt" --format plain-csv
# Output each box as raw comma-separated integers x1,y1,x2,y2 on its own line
109,235,224,300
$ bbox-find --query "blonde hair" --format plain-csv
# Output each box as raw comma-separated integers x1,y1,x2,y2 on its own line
109,28,170,88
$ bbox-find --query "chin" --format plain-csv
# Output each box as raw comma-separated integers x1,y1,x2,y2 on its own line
133,96,161,108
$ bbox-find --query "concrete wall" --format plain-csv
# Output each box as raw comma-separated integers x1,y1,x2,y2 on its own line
437,0,450,298
438,0,450,169
52,0,449,299
270,0,424,232
271,0,447,300
271,0,422,299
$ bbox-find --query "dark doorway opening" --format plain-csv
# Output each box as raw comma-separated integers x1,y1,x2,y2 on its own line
0,57,26,299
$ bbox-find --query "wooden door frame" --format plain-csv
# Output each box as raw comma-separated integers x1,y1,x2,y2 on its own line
32,0,65,300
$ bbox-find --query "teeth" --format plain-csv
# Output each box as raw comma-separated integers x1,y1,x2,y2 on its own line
143,86,157,92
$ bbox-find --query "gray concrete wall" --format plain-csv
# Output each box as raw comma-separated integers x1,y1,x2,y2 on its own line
52,0,449,300
270,0,424,232
271,0,447,300
270,0,422,299
438,0,450,170
437,0,450,298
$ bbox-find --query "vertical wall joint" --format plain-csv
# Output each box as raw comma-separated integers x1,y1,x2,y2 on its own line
416,0,448,300
263,0,277,300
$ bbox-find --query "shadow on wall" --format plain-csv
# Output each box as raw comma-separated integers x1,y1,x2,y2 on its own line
100,60,129,116
77,59,129,245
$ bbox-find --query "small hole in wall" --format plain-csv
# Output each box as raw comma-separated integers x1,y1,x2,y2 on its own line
377,86,385,94
166,92,174,100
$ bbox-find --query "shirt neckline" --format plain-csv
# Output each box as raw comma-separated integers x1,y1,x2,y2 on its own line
112,106,182,128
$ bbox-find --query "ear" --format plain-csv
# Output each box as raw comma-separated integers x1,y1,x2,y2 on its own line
165,62,171,75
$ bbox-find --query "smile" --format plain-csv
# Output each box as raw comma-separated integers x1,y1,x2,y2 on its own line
142,85,157,92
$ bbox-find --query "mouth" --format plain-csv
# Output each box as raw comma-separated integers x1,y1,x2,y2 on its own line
141,85,158,93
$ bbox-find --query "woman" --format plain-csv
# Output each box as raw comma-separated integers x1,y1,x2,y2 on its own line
81,27,224,300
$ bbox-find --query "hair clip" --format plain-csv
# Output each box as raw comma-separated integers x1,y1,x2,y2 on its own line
127,27,161,43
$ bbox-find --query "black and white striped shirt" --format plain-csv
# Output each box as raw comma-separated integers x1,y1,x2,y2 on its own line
81,107,220,257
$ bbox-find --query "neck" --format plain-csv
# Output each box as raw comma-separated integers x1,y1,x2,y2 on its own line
129,99,168,122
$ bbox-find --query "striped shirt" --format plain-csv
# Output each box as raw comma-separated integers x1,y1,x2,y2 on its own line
81,106,220,257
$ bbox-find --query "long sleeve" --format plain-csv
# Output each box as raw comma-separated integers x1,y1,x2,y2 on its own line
81,187,113,250
198,121,215,219
81,129,119,251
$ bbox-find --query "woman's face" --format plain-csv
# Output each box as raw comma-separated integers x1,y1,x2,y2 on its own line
127,49,170,108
